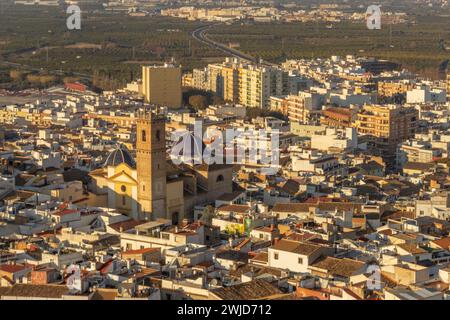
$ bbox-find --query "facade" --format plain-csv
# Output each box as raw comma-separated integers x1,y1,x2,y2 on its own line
238,64,285,109
268,239,329,273
89,109,232,223
355,105,418,167
192,68,209,91
136,110,167,220
276,91,326,123
321,107,356,128
208,58,287,109
378,81,414,98
142,64,182,109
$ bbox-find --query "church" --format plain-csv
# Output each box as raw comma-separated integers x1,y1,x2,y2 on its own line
88,109,233,224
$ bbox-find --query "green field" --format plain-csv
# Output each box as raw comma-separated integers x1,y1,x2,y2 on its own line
0,5,221,90
208,15,450,79
0,3,450,92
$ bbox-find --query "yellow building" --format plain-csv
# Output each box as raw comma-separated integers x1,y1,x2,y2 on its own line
354,104,418,167
88,110,233,224
89,144,185,222
221,65,239,103
378,81,414,98
208,59,285,108
142,64,182,109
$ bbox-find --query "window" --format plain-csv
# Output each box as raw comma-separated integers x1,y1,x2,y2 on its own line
161,233,170,240
274,252,279,260
141,130,147,142
298,257,303,264
259,233,263,239
121,185,126,192
216,175,224,182
156,130,161,141
122,196,126,206
142,184,145,192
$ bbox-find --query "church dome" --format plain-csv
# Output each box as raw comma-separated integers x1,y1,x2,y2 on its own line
104,145,136,168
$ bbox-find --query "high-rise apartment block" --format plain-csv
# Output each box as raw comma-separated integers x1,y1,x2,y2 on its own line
142,64,182,109
355,104,418,166
270,90,326,123
206,58,288,109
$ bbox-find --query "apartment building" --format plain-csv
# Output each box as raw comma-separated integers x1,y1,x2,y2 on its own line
192,68,209,91
321,107,356,128
397,141,443,168
406,86,446,104
208,59,286,109
284,91,326,123
354,105,418,167
378,80,414,98
142,64,182,109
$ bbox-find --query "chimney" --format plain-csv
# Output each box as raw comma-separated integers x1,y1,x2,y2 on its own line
228,237,233,248
270,224,275,231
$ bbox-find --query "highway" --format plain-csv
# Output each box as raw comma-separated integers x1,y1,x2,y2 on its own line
192,24,271,65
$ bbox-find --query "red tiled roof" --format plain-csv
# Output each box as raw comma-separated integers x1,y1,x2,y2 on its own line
0,264,31,274
108,219,146,233
98,259,114,274
432,237,450,250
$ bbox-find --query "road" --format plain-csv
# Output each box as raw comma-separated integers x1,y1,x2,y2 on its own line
192,24,277,66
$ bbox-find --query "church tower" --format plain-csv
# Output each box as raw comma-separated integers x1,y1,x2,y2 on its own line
136,109,167,220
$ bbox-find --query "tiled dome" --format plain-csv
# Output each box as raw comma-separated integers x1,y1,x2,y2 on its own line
104,145,136,168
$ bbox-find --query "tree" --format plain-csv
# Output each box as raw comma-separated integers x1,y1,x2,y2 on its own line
211,95,225,106
189,95,208,110
199,205,215,226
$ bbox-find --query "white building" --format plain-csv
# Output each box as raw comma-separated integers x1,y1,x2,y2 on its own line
311,127,358,152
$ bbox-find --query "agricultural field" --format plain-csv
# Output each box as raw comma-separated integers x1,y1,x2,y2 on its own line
208,14,450,79
0,2,450,92
0,4,222,90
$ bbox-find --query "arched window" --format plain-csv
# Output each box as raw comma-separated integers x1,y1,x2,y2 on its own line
141,130,147,142
156,129,161,142
121,185,126,193
216,175,224,182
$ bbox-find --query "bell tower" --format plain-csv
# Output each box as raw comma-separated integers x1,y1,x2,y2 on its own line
136,108,167,220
